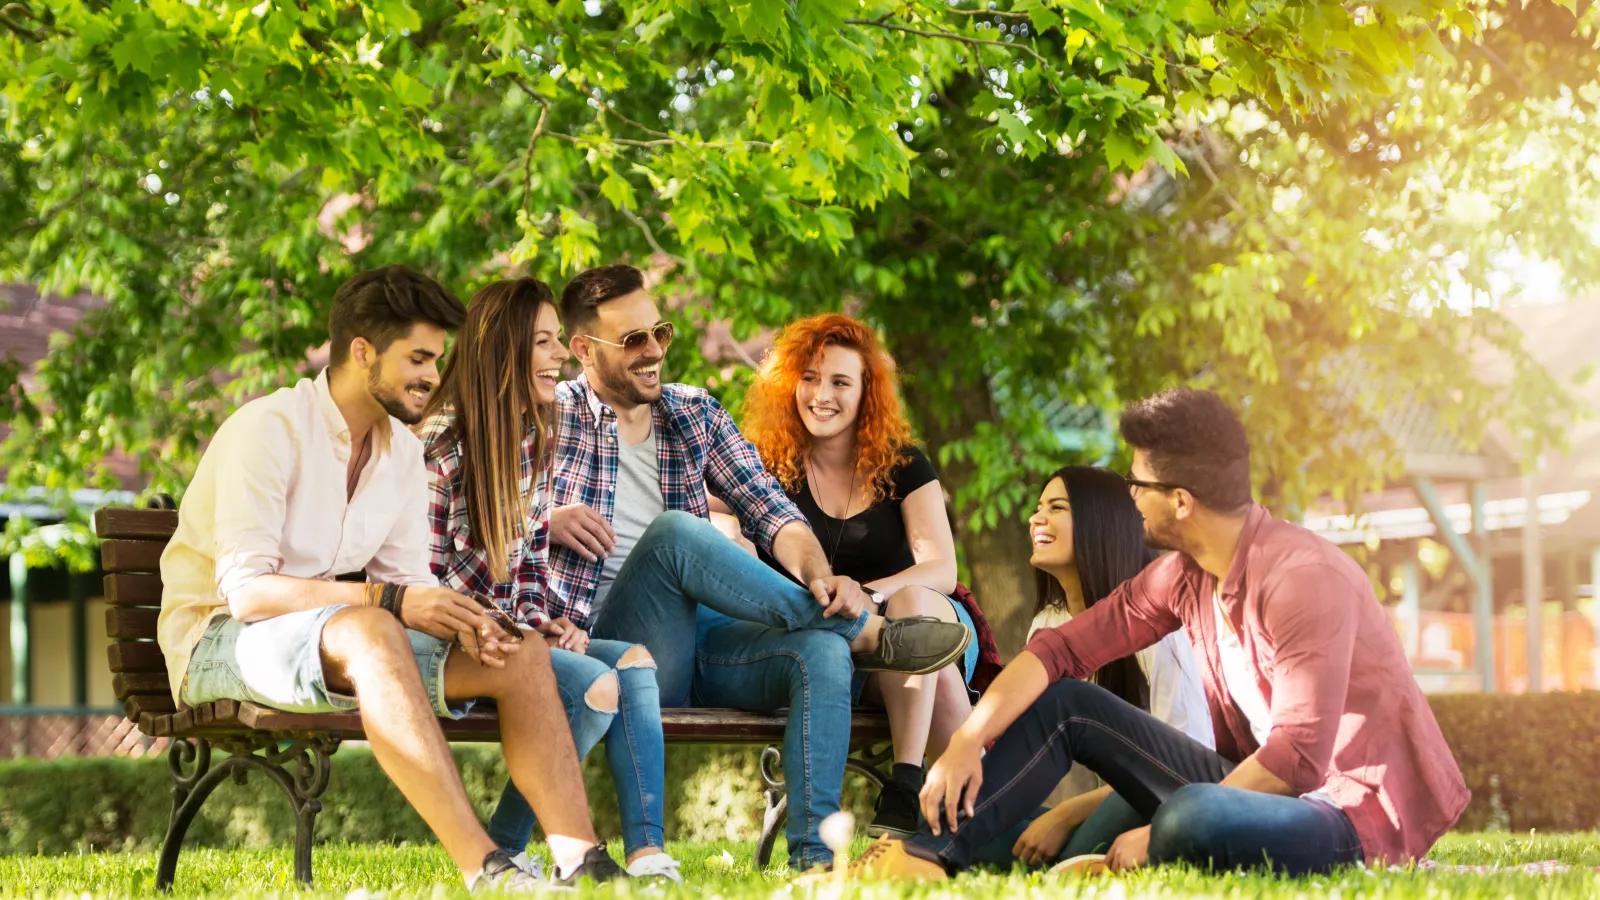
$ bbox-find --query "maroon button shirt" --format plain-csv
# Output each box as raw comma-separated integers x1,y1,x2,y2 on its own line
1025,504,1469,865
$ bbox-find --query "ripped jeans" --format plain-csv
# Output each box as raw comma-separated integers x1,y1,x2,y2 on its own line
487,639,665,859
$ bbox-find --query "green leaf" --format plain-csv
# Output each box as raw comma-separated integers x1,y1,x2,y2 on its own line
1104,132,1147,172
1113,75,1150,95
639,11,675,43
600,171,636,210
1014,0,1063,32
391,71,433,108
996,111,1043,151
1209,72,1237,97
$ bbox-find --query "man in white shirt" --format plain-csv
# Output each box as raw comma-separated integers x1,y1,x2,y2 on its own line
158,266,618,892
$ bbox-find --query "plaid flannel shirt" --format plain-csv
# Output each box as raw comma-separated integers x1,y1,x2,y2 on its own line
547,375,807,627
418,409,552,626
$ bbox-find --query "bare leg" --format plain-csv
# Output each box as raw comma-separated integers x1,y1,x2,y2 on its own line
444,636,602,875
925,663,974,763
871,586,962,765
319,607,496,879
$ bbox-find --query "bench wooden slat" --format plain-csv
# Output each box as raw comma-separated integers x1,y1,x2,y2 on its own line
125,694,177,719
108,641,166,672
226,704,893,743
142,712,174,737
105,573,163,606
93,507,179,541
102,540,165,574
106,606,160,639
112,672,173,700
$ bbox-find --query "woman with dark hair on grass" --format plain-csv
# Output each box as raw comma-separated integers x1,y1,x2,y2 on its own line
972,465,1212,869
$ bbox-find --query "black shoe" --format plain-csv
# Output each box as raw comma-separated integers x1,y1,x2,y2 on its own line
867,780,922,839
555,844,627,886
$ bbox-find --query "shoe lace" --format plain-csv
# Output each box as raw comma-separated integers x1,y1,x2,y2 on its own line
847,838,894,872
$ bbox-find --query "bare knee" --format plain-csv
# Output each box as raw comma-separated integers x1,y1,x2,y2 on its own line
617,645,655,670
883,585,955,621
585,671,620,713
323,606,409,659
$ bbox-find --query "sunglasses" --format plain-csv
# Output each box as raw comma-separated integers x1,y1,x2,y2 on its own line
469,593,524,655
1125,474,1186,494
584,322,675,355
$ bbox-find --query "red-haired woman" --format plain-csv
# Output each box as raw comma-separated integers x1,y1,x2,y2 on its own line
742,313,980,840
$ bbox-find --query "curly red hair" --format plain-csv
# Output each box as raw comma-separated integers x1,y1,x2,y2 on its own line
743,313,913,504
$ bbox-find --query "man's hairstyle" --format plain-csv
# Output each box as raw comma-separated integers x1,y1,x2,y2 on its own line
559,264,645,336
328,265,466,366
1119,387,1253,512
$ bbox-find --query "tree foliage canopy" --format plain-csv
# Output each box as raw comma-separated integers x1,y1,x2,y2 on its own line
3,0,1595,645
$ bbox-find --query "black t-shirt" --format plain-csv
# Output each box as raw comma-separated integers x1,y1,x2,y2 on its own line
766,446,939,585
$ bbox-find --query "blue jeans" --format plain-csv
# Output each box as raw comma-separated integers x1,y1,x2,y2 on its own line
589,511,867,870
487,639,665,859
911,678,1363,876
968,793,1146,868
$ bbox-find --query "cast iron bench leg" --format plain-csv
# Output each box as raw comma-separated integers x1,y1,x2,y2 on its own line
754,742,891,871
157,735,340,891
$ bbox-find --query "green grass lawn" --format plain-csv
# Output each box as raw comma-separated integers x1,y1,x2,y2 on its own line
4,833,1599,898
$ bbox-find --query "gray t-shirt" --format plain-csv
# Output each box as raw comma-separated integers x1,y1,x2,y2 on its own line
593,428,666,612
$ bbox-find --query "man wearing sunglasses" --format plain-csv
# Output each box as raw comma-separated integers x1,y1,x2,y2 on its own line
544,264,971,872
828,387,1467,883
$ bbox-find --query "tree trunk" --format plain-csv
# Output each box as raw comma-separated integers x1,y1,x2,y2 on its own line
889,333,1039,659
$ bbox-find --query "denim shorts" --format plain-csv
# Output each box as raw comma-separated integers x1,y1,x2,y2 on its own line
181,605,470,719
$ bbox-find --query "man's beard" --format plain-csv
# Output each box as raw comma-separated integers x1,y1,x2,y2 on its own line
368,360,427,425
595,349,663,406
1142,517,1183,553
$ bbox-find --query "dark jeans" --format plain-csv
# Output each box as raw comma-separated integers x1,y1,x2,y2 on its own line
968,793,1146,868
910,678,1364,876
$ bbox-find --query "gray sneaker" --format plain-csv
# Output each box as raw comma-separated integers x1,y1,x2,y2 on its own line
470,849,565,893
852,616,971,675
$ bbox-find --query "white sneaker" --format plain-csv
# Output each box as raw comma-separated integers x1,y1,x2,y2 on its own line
469,849,564,893
510,852,546,879
625,852,684,883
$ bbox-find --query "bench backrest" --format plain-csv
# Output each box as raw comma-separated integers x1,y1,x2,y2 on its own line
93,504,180,726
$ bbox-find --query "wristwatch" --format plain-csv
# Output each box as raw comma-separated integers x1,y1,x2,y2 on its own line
866,588,886,606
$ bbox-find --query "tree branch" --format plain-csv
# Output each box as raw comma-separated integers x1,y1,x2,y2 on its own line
618,205,686,266
844,17,1051,69
522,96,550,217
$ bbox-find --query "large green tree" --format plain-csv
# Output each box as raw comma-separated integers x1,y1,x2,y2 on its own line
8,0,1590,648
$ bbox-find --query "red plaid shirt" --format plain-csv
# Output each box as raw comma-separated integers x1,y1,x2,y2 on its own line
418,410,553,626
547,376,807,627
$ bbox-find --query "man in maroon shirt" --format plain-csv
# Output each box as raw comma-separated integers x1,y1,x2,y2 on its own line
829,387,1468,881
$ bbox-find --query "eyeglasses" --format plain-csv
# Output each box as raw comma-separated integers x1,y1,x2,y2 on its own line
1125,474,1186,494
584,322,674,355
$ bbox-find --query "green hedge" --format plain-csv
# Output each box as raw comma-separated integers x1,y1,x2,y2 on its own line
3,692,1596,855
0,743,880,856
1427,692,1600,832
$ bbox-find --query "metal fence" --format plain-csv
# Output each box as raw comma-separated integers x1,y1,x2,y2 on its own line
0,708,169,760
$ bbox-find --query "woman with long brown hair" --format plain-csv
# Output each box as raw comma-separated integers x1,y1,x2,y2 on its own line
971,465,1212,868
418,278,677,884
742,313,982,840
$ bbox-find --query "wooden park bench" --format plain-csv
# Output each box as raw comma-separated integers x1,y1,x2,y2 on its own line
95,500,893,889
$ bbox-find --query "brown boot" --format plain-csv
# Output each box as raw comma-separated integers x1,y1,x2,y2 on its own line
792,836,949,886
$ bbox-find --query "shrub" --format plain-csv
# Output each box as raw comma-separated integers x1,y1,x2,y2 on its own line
4,691,1593,856
0,744,880,856
1428,692,1600,832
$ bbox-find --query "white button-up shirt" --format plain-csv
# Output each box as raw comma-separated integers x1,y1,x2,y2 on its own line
157,369,437,700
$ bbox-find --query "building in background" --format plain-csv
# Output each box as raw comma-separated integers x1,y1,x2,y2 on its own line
1307,295,1600,694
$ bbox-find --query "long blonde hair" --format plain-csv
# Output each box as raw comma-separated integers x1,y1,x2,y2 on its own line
423,278,558,583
